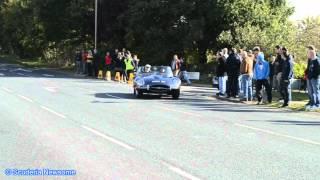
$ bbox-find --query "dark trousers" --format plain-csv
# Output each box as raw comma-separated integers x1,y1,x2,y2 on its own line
227,75,239,97
280,80,290,105
87,63,93,76
126,69,134,80
256,79,272,103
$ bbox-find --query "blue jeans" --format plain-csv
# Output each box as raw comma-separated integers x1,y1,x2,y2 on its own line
218,76,227,94
241,75,253,100
76,61,81,74
180,71,191,85
238,75,242,94
308,79,320,106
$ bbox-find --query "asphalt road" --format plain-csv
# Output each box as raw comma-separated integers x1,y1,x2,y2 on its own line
0,63,319,180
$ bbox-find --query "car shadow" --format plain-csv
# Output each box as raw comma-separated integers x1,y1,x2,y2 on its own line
94,92,165,100
248,120,320,126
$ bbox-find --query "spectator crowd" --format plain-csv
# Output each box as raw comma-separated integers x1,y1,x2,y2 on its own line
215,45,320,110
75,48,139,83
74,45,319,111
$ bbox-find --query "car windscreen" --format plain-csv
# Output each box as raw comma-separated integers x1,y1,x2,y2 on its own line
137,66,173,78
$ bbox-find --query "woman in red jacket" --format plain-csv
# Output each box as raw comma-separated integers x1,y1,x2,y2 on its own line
105,52,112,71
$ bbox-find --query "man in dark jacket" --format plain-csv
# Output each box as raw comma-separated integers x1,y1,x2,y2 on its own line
306,46,320,110
226,48,241,98
280,47,294,107
75,50,82,74
273,45,284,92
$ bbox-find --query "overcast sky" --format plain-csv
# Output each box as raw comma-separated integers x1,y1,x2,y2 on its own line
288,0,320,20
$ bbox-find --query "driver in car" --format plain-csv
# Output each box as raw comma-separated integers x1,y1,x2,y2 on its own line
145,64,152,73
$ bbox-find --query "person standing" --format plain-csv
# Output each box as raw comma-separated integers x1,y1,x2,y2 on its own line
253,47,272,104
240,51,254,101
133,54,140,72
216,51,227,96
280,47,294,107
124,52,135,81
273,45,284,93
105,52,112,71
75,50,82,74
226,48,241,98
171,55,181,77
121,52,127,83
114,52,123,81
82,50,88,75
306,46,320,110
87,50,94,77
93,49,100,78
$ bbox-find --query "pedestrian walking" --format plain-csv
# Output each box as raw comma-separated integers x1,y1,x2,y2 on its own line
253,47,272,104
216,51,227,96
226,48,241,98
280,47,294,107
179,58,192,85
306,45,320,110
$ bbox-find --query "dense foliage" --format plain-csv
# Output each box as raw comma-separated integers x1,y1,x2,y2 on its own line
0,0,318,68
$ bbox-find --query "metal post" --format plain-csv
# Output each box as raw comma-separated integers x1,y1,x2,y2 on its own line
95,0,98,51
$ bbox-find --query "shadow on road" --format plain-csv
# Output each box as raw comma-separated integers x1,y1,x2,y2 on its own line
248,120,320,126
94,92,166,100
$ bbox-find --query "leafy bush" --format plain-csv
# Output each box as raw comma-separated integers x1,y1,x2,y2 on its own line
294,62,307,79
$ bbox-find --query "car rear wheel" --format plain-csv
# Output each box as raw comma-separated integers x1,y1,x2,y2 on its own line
172,89,180,99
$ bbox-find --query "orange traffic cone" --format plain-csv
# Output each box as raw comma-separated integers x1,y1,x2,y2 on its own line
105,71,111,81
115,72,120,82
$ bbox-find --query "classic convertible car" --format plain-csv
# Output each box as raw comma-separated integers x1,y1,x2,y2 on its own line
133,65,181,99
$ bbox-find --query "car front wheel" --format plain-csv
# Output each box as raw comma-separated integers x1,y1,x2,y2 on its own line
172,89,180,99
134,89,143,98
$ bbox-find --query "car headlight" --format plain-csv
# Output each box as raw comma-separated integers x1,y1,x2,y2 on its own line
136,78,145,86
170,78,181,89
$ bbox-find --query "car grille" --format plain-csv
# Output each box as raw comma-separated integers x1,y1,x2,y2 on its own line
150,85,170,92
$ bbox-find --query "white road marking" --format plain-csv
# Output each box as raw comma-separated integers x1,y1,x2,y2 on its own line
43,87,57,93
162,162,201,180
18,68,33,73
82,125,135,151
105,93,123,99
42,74,55,77
40,106,66,119
235,123,320,146
1,87,14,93
17,94,33,103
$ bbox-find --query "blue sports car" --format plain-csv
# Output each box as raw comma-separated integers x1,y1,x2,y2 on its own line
133,65,181,99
